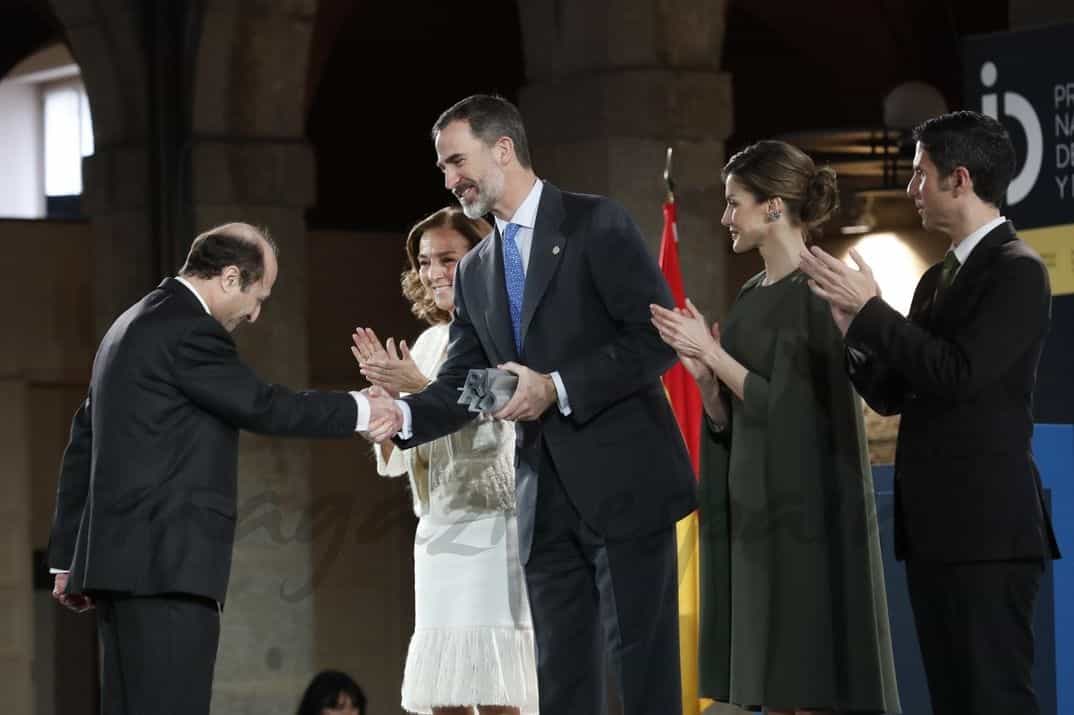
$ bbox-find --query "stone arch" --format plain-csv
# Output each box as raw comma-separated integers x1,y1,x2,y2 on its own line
0,3,136,712
47,0,157,333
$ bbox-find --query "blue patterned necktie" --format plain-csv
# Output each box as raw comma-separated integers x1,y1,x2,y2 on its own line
502,222,526,352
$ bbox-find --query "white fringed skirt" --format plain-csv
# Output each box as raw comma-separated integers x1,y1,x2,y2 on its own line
402,513,539,714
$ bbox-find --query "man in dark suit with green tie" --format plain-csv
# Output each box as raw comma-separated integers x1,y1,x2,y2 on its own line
800,111,1060,715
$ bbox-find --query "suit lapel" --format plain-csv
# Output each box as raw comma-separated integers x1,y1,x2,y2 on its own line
932,220,1015,317
481,226,519,363
520,183,567,349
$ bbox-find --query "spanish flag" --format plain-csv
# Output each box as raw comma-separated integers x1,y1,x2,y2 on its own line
658,199,708,715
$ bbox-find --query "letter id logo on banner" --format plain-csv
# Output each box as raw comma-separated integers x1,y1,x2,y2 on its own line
981,61,1043,206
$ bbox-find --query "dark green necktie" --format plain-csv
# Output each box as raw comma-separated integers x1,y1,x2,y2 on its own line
938,251,960,292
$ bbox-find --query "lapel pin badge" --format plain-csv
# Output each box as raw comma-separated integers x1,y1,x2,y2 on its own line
552,245,561,255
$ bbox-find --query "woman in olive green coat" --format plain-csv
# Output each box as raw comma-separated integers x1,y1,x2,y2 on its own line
651,141,900,715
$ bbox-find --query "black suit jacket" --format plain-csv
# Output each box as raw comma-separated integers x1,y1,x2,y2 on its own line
845,220,1060,562
397,183,697,539
47,278,358,603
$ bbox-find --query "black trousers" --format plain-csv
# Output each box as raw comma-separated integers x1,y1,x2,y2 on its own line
95,592,220,715
521,447,682,715
906,559,1044,715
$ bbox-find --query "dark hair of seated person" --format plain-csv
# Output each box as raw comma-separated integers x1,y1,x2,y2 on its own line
296,669,367,715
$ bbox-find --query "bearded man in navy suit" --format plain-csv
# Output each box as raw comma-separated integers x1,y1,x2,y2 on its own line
357,95,697,714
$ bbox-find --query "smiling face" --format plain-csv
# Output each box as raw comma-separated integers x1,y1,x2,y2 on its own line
721,174,771,254
417,226,473,313
907,142,956,234
434,119,506,219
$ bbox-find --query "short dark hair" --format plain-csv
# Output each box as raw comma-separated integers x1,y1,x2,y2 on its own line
432,94,533,169
179,222,277,289
402,206,490,324
296,670,366,715
912,111,1015,208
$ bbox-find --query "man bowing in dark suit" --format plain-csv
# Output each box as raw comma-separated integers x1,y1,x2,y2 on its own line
356,95,697,714
800,111,1060,715
48,222,397,715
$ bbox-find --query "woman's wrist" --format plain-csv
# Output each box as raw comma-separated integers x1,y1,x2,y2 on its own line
702,347,723,373
695,369,715,390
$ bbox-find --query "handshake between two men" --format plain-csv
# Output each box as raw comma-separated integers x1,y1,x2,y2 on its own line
350,327,559,443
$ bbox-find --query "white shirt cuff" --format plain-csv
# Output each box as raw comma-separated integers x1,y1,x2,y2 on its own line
550,371,572,416
50,568,69,574
396,400,413,439
350,391,369,431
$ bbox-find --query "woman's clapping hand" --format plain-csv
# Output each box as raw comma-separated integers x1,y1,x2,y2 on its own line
351,327,428,398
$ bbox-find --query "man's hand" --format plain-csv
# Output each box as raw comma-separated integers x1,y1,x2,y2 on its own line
52,572,94,613
830,305,856,337
363,385,403,442
799,246,880,318
493,362,557,422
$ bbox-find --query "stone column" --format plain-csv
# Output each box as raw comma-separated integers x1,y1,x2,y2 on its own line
187,137,322,714
517,0,733,317
50,1,158,334
81,145,157,329
0,380,33,715
190,3,329,712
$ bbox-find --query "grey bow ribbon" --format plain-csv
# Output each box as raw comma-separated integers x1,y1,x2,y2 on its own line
457,368,519,414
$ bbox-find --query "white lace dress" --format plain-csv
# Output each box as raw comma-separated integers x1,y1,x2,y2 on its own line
374,322,538,714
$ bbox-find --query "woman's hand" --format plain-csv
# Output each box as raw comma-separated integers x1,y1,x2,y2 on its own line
351,327,389,363
650,298,721,361
350,328,428,397
679,351,714,384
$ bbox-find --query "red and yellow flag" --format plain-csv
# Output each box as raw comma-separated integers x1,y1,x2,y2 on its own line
659,200,702,470
658,200,709,715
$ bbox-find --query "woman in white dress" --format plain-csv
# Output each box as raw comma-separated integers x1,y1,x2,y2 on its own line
351,206,538,715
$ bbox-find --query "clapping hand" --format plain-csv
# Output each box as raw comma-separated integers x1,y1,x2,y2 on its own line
650,299,721,362
351,328,428,397
799,247,880,330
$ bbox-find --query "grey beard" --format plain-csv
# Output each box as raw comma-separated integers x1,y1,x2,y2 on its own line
460,169,504,219
461,194,492,219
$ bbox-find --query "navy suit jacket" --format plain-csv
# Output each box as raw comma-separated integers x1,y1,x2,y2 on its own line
397,183,697,539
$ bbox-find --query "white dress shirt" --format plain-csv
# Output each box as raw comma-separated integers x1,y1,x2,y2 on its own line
948,215,1006,284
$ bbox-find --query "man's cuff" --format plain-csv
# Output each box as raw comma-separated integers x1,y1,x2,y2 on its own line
50,568,69,575
550,371,572,416
845,295,890,346
396,400,413,439
350,391,369,431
